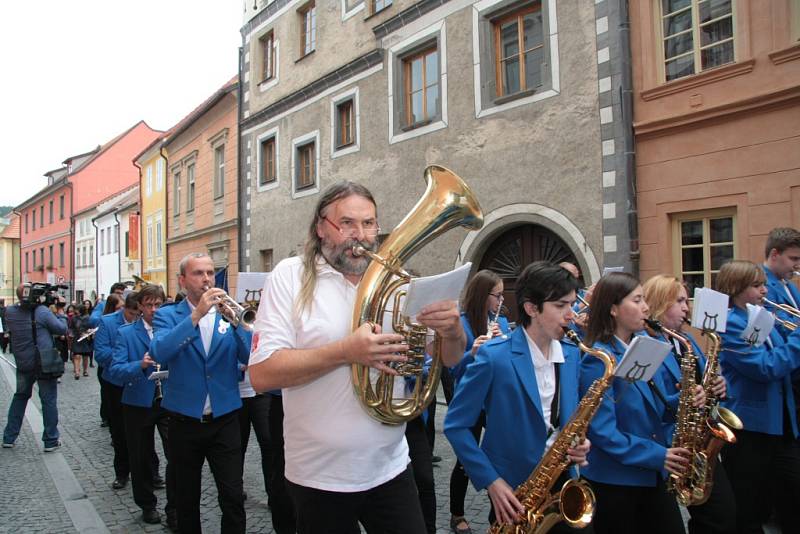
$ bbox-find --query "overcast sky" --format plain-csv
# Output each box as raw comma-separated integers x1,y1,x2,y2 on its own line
0,1,244,207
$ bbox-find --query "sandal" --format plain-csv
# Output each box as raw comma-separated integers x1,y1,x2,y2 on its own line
74,374,79,380
83,371,89,377
450,516,472,534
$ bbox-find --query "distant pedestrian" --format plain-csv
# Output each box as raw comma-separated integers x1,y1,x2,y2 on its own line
71,304,95,379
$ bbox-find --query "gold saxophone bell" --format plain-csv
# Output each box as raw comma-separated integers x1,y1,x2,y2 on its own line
351,165,483,425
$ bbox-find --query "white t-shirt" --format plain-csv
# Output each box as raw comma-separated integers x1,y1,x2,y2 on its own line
522,328,565,450
250,256,409,492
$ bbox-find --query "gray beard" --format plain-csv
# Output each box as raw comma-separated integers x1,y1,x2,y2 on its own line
320,238,377,276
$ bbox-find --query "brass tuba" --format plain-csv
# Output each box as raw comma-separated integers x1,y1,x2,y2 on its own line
350,165,483,425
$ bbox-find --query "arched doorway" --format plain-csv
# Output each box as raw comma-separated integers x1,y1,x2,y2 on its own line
479,224,581,323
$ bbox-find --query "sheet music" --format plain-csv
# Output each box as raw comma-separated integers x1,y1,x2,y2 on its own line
402,262,472,321
742,304,775,347
691,287,729,332
148,370,169,381
615,336,672,382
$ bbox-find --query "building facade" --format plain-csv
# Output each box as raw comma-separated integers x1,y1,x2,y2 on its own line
135,140,169,289
73,208,98,303
238,0,632,317
93,187,139,298
631,0,800,289
117,196,142,284
165,78,240,298
0,215,21,304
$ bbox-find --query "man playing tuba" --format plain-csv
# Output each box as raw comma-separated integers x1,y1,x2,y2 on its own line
249,181,465,533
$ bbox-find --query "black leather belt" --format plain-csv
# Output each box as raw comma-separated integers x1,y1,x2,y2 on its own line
169,411,216,424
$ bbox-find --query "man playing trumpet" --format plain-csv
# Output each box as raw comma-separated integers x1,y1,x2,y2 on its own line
762,227,800,339
150,253,252,533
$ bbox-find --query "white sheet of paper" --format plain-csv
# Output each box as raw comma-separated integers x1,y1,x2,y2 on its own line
236,272,271,303
148,370,169,381
615,336,672,382
691,287,729,332
602,266,625,276
403,263,472,321
742,304,775,347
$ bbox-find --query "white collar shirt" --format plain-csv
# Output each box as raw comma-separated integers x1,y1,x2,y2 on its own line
249,256,409,492
522,328,565,450
143,319,154,340
783,280,798,308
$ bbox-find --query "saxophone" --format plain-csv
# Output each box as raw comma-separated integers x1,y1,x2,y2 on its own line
691,330,742,505
489,329,614,534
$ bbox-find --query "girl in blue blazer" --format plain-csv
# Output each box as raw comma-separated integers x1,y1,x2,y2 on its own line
643,274,736,534
715,260,800,534
447,269,510,534
580,272,691,534
445,261,589,531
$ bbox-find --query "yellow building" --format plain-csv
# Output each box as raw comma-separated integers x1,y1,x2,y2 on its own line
134,140,168,290
0,215,21,304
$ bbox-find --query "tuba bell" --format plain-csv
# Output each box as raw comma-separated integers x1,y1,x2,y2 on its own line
351,165,483,425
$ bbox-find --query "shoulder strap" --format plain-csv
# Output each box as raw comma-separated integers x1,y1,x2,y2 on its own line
30,308,42,375
550,362,561,431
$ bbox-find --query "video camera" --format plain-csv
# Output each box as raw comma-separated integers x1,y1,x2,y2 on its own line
21,282,68,308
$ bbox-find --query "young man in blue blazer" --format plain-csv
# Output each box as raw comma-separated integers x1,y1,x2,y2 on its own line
444,261,590,530
761,227,800,339
94,291,143,490
107,284,176,529
150,253,251,534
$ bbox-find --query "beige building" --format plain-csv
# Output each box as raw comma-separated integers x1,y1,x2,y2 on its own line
0,215,21,304
238,0,629,319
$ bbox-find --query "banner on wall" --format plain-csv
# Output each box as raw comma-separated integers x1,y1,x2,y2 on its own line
128,213,139,260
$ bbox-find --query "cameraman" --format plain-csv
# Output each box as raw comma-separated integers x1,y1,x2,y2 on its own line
2,284,68,451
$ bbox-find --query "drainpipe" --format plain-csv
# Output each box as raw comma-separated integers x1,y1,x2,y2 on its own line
619,0,640,275
114,210,122,284
134,159,143,283
236,45,246,276
160,144,169,293
66,180,75,301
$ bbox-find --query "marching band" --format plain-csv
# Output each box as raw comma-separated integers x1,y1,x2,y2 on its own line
44,175,800,534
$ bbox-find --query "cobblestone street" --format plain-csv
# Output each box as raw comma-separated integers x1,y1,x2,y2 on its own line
0,355,490,534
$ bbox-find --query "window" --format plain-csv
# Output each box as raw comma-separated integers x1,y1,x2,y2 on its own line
673,210,736,296
89,244,94,266
107,227,112,254
259,137,277,185
146,166,153,196
40,206,44,228
156,217,163,256
260,249,274,272
48,245,53,267
114,226,119,253
49,200,53,224
124,231,129,257
59,242,64,267
32,249,36,270
173,172,181,215
100,229,105,255
79,246,84,268
213,145,225,199
260,31,276,82
156,159,164,191
187,164,196,211
335,100,354,148
372,0,391,14
493,4,545,97
300,2,316,56
25,213,28,233
25,252,28,272
295,142,316,191
660,0,735,82
39,247,44,268
59,195,64,219
403,46,439,127
146,219,154,257
31,211,35,231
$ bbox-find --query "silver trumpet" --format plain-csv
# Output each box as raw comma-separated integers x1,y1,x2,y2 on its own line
77,327,99,342
204,286,257,330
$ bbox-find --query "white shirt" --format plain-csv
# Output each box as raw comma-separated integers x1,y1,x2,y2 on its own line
143,319,154,340
522,328,565,450
783,280,798,308
186,299,217,415
250,256,409,492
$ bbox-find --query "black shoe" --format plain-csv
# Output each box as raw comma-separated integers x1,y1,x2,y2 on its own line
142,509,161,524
152,476,165,489
166,510,179,532
112,477,128,490
431,455,442,463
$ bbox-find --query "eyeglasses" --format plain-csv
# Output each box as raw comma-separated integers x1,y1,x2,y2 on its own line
323,216,381,239
489,292,504,299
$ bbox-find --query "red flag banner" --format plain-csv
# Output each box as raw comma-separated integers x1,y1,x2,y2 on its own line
128,213,139,260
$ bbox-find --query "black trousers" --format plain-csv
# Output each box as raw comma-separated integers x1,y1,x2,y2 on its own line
106,382,130,479
406,415,436,533
589,477,685,534
98,367,109,423
424,397,436,452
686,462,737,534
266,394,297,534
450,411,485,517
286,466,426,534
169,410,245,534
238,394,272,496
721,429,800,534
123,402,175,514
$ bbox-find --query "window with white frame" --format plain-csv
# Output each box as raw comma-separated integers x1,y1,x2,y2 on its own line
331,88,360,157
402,45,439,127
173,171,181,215
146,218,154,257
259,136,277,185
260,31,276,82
299,2,316,56
672,209,736,297
659,0,735,82
156,159,164,191
100,229,105,255
187,163,196,211
107,227,112,254
146,166,153,196
291,130,320,197
155,216,163,256
213,145,225,199
89,244,94,266
372,0,392,15
114,226,119,253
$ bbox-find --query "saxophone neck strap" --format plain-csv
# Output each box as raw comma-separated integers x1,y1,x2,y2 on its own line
549,362,561,433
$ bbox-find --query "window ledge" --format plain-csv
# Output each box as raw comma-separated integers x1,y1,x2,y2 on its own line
295,50,315,64
641,59,755,101
400,118,434,132
258,76,275,87
769,43,800,65
494,87,539,106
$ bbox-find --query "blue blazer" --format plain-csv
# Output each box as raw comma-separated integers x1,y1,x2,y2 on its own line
149,301,251,419
449,312,511,383
719,305,800,437
87,299,106,328
444,327,581,491
107,319,160,408
580,336,676,487
763,265,800,340
94,310,129,386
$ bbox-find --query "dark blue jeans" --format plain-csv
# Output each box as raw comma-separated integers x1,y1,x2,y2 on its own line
3,370,59,447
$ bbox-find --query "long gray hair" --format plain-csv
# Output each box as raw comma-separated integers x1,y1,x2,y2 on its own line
296,181,376,315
